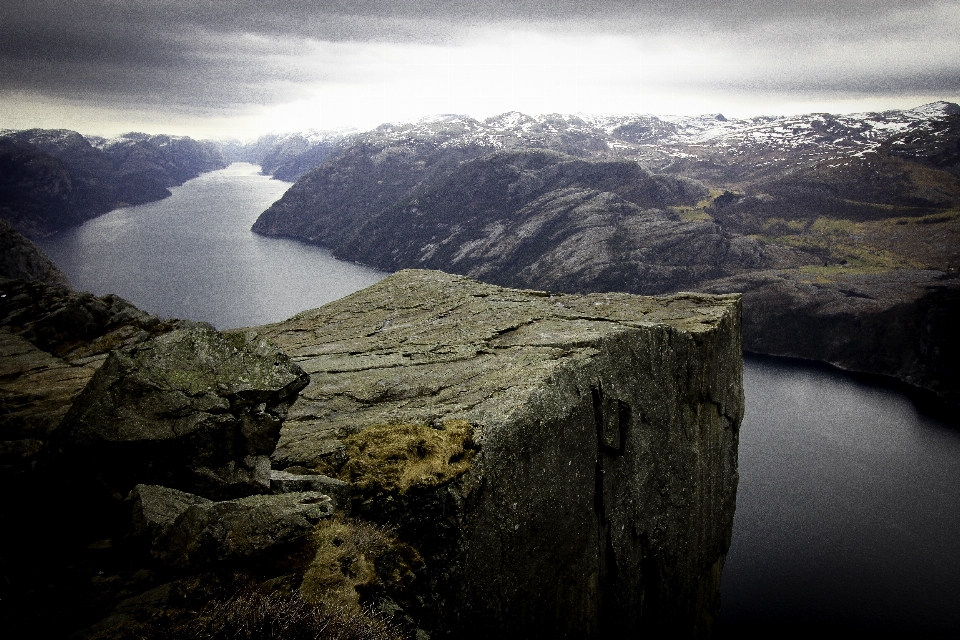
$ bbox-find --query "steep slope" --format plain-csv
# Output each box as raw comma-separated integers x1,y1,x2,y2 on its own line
0,129,227,237
0,139,111,238
0,218,70,287
254,145,753,294
256,130,354,181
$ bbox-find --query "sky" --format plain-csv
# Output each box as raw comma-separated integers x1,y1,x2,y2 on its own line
1,0,958,140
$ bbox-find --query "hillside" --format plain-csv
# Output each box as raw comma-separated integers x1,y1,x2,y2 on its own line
252,103,960,404
0,129,227,238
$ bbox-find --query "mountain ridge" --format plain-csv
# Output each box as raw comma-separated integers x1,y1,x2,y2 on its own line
251,102,960,405
0,129,227,238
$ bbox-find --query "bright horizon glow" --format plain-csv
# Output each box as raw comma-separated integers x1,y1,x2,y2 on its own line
2,27,957,141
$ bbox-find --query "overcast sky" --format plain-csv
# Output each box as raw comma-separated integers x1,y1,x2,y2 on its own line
1,0,958,139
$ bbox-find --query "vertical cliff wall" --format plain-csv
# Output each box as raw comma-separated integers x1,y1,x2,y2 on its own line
250,269,743,637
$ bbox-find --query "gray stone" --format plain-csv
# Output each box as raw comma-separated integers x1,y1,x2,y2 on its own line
249,269,743,638
128,484,211,545
44,325,310,500
270,469,350,513
151,491,335,568
0,280,191,475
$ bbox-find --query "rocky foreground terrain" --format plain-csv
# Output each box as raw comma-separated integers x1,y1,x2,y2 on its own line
0,268,742,639
252,103,960,405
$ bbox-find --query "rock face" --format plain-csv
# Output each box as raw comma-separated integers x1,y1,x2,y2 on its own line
0,279,187,476
251,269,743,637
699,268,960,406
0,217,71,287
44,325,310,500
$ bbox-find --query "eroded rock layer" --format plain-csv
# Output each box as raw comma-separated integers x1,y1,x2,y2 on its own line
249,269,743,637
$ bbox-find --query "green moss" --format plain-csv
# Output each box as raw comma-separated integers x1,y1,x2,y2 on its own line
886,207,960,225
337,420,475,495
673,206,714,222
749,214,922,274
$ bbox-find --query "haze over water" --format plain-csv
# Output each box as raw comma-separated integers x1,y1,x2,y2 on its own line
37,164,960,634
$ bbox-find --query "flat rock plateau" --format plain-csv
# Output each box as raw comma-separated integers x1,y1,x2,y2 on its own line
251,269,744,637
1,269,743,639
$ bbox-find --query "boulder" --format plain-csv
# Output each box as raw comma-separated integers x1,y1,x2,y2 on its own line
43,325,309,501
251,269,743,638
148,489,335,569
128,483,212,545
270,469,351,513
0,279,189,476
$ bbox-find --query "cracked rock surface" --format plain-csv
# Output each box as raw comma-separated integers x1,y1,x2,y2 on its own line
248,269,743,638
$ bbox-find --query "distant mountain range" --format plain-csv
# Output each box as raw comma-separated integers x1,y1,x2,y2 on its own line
2,103,958,404
0,129,226,238
251,102,960,406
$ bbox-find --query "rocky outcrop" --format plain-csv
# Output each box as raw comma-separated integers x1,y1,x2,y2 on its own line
0,269,741,639
251,269,743,637
0,218,69,286
0,286,329,638
0,279,187,476
43,325,310,501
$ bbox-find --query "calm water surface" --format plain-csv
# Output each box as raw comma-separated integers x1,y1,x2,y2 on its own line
38,162,386,329
37,164,960,633
721,357,960,634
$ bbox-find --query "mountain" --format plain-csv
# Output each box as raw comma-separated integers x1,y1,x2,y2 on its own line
252,103,960,405
0,129,227,238
220,129,356,182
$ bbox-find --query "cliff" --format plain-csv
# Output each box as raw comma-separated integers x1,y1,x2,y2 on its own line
250,106,960,406
0,218,70,287
252,269,743,637
0,271,742,639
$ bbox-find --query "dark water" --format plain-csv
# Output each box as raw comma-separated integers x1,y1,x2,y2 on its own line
721,356,960,635
37,163,386,329
36,164,960,634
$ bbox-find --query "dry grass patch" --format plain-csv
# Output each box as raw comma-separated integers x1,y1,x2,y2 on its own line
338,420,475,495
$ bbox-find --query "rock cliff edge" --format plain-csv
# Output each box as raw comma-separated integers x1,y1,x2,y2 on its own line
251,269,743,637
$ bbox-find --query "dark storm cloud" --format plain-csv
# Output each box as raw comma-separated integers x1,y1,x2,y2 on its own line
1,0,958,114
